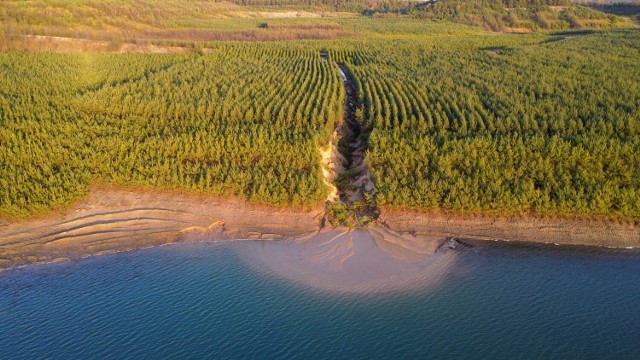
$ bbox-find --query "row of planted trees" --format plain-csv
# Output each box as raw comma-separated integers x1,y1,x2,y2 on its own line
2,28,639,220
0,44,344,217
332,29,639,220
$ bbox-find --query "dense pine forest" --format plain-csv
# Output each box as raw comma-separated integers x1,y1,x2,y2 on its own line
1,2,639,221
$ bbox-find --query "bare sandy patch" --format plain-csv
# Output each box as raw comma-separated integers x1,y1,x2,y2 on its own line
14,35,198,53
319,130,346,203
504,27,534,33
229,11,354,19
380,209,640,249
0,187,322,271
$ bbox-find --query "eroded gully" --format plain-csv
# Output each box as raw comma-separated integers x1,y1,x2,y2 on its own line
320,62,379,225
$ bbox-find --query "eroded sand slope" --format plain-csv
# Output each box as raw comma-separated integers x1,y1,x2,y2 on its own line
0,187,323,270
381,209,640,249
235,226,454,293
1,188,638,272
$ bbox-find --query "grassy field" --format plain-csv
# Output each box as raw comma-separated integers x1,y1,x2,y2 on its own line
1,1,639,221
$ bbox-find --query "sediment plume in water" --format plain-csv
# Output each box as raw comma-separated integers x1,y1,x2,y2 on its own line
235,225,458,294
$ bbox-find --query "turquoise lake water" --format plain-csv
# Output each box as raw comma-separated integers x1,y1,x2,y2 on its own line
1,240,639,359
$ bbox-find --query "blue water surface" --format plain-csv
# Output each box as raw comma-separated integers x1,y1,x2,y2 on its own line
1,241,639,359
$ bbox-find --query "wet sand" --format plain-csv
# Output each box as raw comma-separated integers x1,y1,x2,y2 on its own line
234,226,456,294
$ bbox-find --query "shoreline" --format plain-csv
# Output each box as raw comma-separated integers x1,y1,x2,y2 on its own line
0,187,323,272
380,208,639,249
1,188,638,272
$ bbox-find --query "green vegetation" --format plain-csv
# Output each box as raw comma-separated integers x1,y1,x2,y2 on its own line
0,46,343,216
1,2,638,222
1,0,632,50
331,28,640,219
326,201,374,228
587,2,640,21
416,0,626,31
0,0,358,48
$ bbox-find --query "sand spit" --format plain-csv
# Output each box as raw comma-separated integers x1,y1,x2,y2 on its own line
380,209,640,249
0,187,322,271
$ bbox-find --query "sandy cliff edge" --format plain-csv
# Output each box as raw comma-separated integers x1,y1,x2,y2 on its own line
0,187,323,271
1,189,638,271
379,208,639,249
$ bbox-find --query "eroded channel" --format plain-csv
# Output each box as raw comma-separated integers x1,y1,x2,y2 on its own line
321,61,379,226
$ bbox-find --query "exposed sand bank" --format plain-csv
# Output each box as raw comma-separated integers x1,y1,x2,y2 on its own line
0,187,323,271
319,130,345,203
228,11,354,19
380,208,640,249
1,188,638,273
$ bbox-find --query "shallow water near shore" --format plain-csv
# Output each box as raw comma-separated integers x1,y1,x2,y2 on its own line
1,239,640,359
